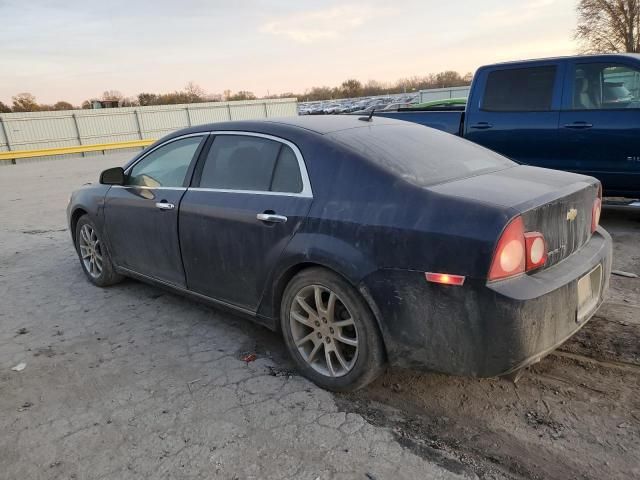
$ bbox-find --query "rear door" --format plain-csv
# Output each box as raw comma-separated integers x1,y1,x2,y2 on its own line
559,59,640,195
104,134,206,287
465,62,564,169
179,132,313,311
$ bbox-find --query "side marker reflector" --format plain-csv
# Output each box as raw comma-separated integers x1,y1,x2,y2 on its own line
425,272,465,286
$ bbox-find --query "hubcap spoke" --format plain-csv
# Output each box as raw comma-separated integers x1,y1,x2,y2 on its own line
307,341,322,363
326,292,336,320
333,345,350,371
295,331,316,347
314,286,324,314
334,334,358,347
291,311,314,328
325,347,336,377
296,296,317,318
333,317,355,328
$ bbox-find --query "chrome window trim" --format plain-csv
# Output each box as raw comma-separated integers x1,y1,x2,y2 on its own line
123,133,208,176
122,130,313,198
111,185,187,191
197,130,313,198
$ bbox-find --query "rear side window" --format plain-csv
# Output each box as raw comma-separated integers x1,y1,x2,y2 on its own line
329,123,514,187
482,66,557,112
198,135,303,193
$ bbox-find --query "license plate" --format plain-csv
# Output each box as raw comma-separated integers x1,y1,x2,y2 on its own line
577,264,603,322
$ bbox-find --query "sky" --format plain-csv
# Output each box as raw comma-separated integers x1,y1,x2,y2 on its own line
0,0,579,105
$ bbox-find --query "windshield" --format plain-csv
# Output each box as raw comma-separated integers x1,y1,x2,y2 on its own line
328,123,515,187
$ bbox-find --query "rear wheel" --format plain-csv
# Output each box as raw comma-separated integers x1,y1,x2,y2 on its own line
75,215,123,287
281,268,386,391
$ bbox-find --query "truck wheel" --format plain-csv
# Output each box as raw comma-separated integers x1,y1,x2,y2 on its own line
75,215,123,287
281,267,386,391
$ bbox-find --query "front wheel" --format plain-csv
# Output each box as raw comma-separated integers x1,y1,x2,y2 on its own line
281,268,386,391
74,215,123,287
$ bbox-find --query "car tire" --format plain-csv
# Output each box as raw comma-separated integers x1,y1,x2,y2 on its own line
281,267,386,392
74,214,123,287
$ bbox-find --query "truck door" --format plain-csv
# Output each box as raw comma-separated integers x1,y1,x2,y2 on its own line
464,62,564,170
559,59,640,196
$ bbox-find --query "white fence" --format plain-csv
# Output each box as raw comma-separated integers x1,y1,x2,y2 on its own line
418,86,470,103
0,98,297,153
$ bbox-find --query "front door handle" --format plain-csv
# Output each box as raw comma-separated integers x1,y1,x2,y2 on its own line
155,202,175,210
469,122,493,130
257,213,287,223
563,122,593,129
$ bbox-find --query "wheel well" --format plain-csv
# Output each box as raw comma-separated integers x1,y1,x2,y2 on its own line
270,262,388,358
70,208,87,244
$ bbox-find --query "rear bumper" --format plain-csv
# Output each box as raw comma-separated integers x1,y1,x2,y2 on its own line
362,227,612,377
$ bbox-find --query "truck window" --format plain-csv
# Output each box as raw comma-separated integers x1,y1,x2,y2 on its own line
482,66,556,112
572,63,640,110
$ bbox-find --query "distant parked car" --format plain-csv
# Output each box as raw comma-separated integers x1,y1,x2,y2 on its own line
68,116,611,391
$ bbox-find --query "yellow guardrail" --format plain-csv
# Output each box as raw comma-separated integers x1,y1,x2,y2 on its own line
0,139,155,161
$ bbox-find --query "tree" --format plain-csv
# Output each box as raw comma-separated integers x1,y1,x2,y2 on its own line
576,0,640,53
0,101,11,113
12,93,39,112
138,93,159,106
228,91,256,101
102,90,124,102
340,79,363,98
184,81,205,103
53,101,74,111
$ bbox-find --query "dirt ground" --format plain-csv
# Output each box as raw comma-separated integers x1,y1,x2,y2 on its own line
340,207,640,480
1,155,638,479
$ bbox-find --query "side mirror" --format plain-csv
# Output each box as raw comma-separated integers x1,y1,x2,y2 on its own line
99,167,125,185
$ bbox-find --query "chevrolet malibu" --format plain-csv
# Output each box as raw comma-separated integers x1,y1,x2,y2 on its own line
67,116,612,391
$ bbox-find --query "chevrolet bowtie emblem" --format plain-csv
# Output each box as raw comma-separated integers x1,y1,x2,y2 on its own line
567,208,578,221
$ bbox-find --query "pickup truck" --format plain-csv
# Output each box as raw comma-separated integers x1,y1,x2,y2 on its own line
376,54,640,198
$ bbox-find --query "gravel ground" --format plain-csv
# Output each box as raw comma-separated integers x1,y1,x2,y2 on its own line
1,153,638,480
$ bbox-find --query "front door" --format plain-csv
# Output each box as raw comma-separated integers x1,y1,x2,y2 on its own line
179,133,313,311
104,135,206,287
559,60,640,196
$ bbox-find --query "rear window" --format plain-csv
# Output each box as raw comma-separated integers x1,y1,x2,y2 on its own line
483,66,557,112
328,123,514,187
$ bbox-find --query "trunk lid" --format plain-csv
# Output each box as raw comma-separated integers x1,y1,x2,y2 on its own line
428,165,599,268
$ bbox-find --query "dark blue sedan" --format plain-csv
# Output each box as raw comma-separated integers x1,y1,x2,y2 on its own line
67,116,612,391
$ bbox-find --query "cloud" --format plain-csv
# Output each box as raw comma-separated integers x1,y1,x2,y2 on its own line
260,5,394,44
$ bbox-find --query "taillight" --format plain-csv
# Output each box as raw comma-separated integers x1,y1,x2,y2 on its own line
591,183,602,233
524,232,547,270
488,216,547,281
488,216,526,281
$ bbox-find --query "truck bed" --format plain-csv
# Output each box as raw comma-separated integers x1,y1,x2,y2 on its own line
373,110,464,136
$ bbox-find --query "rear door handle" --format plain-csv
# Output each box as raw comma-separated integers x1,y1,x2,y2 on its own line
155,202,175,210
469,122,493,129
563,122,593,129
256,213,287,223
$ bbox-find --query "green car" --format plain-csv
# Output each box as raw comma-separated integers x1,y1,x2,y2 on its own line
407,97,467,110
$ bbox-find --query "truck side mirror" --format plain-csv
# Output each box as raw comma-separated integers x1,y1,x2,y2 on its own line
99,167,125,185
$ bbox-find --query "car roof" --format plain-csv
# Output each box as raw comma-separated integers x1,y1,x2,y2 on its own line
485,53,640,68
168,115,405,138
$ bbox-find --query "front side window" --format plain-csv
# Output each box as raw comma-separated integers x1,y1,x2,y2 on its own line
127,136,203,188
483,66,557,112
572,63,640,110
199,135,303,193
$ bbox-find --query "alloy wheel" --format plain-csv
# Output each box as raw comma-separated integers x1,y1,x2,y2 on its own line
78,224,103,279
289,284,359,377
